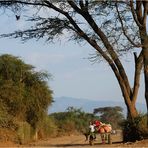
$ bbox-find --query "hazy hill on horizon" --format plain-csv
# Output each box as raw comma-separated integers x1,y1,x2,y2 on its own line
48,96,147,115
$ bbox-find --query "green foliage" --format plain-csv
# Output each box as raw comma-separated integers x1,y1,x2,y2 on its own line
138,115,148,136
17,121,33,144
0,100,17,130
122,114,148,142
0,54,53,135
94,106,125,129
50,106,99,135
37,116,58,138
0,80,24,118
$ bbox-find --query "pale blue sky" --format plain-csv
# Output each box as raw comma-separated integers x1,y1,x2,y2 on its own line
0,11,145,104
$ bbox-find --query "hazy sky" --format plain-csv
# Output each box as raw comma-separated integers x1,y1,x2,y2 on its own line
0,11,145,104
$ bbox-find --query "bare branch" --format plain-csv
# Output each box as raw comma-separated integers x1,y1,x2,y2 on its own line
79,0,84,9
129,0,143,28
79,0,88,12
115,2,142,48
136,0,143,24
68,0,134,97
0,0,48,7
67,0,81,13
142,1,148,28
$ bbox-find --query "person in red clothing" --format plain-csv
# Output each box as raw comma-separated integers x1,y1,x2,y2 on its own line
93,120,101,127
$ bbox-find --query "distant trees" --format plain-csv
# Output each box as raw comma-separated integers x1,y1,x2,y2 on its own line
50,106,98,134
94,106,125,129
0,54,53,129
49,106,125,135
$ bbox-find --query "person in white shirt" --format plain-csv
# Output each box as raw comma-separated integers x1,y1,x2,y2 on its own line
89,122,95,133
89,121,96,140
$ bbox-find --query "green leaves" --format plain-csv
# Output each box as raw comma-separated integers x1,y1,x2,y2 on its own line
93,106,125,129
0,54,53,129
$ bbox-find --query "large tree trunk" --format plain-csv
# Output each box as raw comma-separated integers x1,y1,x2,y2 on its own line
138,25,148,126
136,0,148,126
143,48,148,126
116,71,138,119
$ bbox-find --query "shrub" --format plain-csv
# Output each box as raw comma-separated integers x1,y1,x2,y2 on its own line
122,114,147,142
16,121,34,144
138,114,148,138
49,107,99,136
0,102,18,130
37,116,58,138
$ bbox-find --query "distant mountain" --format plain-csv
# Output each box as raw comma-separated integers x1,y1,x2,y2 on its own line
48,96,147,115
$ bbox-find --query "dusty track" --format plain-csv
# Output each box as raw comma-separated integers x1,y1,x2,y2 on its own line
1,133,148,147
27,134,148,148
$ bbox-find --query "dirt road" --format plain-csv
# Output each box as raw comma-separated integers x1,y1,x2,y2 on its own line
1,133,148,147
27,134,148,148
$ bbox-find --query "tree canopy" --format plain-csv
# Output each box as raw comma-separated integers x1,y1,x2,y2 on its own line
94,106,125,129
0,54,53,128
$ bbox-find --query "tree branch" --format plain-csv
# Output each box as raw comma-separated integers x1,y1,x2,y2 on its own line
43,2,129,96
67,0,81,13
136,0,143,24
142,1,148,28
41,1,113,68
132,51,143,105
115,2,142,48
0,0,48,7
43,0,68,15
79,0,84,9
85,0,88,9
79,0,88,12
68,0,132,98
129,0,143,28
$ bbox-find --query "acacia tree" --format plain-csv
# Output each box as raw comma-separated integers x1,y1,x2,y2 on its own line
94,106,125,129
0,0,147,120
0,54,53,128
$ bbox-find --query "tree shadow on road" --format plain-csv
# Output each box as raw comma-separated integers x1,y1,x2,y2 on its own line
40,141,123,147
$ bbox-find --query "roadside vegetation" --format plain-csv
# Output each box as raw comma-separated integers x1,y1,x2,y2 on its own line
0,54,53,144
122,114,148,142
49,106,125,137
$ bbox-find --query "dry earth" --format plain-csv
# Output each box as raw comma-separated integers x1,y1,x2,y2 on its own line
1,133,148,147
27,134,148,148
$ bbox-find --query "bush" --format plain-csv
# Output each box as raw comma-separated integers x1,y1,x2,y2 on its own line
16,121,34,144
37,116,58,138
122,114,147,142
138,114,148,138
0,103,18,131
61,119,76,134
49,107,98,136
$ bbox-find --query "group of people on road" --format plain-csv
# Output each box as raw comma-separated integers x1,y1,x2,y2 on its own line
89,120,112,134
86,120,112,144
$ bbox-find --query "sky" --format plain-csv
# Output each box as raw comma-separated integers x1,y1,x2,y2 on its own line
0,9,146,105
